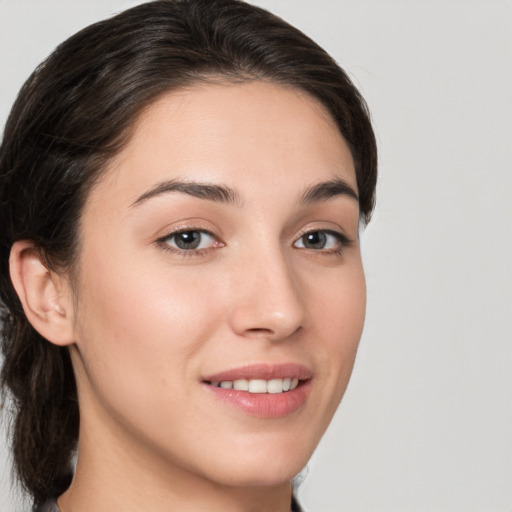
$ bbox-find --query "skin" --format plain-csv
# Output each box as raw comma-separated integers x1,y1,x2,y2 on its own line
13,81,366,512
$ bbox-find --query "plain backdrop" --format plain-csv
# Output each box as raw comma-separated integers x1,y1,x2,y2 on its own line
1,1,511,511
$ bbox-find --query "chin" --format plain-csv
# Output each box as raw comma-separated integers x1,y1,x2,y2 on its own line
210,462,304,489
195,432,314,489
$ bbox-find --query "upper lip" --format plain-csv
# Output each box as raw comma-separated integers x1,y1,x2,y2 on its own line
202,363,313,383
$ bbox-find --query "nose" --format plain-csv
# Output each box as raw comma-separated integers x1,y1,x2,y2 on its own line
227,248,306,341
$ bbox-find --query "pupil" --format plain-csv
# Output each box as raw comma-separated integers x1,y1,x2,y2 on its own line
304,232,326,249
175,231,200,249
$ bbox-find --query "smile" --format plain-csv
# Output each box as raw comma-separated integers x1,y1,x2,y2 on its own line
202,364,312,418
208,378,300,394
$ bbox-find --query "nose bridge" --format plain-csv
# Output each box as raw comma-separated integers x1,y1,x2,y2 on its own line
228,241,305,340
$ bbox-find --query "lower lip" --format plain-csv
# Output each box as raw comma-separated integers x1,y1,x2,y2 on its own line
203,380,311,418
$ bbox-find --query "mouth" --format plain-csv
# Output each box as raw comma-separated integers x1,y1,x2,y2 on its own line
202,364,312,418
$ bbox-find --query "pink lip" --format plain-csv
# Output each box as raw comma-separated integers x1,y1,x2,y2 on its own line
202,363,313,418
202,363,313,383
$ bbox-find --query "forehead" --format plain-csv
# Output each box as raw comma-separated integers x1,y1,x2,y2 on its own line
89,81,356,209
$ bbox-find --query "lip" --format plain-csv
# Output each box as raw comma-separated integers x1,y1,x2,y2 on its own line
202,363,313,383
202,363,313,418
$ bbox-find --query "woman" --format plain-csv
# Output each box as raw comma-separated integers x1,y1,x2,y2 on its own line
0,1,377,511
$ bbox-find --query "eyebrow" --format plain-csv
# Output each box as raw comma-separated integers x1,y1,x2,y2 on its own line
131,179,243,208
299,177,359,205
131,176,358,209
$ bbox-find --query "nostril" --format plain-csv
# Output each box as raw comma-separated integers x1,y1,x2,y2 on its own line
246,327,273,335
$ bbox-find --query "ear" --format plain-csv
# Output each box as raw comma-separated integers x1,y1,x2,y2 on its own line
9,240,76,346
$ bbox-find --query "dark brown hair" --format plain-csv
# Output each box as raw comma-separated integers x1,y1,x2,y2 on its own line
0,0,377,505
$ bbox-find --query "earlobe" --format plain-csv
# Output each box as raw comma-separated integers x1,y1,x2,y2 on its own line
9,240,76,346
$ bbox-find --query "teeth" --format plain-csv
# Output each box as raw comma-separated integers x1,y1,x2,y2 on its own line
213,377,302,394
267,379,284,394
233,379,249,391
249,379,267,393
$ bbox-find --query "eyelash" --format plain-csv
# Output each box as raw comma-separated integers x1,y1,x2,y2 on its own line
156,227,352,257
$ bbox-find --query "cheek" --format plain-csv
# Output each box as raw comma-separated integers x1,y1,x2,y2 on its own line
70,253,232,461
308,262,366,403
72,250,223,397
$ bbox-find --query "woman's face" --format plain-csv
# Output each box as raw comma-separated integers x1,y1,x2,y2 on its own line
68,81,365,488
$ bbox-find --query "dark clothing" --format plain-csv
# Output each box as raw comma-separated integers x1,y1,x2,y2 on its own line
34,495,304,511
291,495,303,511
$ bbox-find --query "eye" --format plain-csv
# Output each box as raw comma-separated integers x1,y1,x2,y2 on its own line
293,230,348,252
159,229,219,252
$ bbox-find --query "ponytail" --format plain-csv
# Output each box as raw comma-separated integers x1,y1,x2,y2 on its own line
1,315,78,505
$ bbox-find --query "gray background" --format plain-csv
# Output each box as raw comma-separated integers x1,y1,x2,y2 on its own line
1,1,511,511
